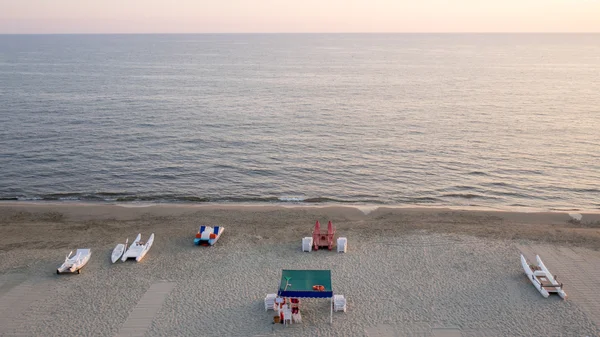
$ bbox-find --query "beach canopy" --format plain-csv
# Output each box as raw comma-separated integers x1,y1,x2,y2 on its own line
277,269,333,298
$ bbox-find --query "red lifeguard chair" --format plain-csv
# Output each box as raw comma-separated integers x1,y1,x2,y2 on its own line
312,220,335,251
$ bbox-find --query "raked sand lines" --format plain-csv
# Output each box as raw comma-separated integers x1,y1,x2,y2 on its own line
0,278,51,336
516,244,600,328
115,281,175,337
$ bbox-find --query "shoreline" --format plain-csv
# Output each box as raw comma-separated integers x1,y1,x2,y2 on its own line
2,200,600,215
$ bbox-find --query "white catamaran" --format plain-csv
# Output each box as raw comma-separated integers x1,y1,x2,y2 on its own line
521,254,567,299
121,233,154,262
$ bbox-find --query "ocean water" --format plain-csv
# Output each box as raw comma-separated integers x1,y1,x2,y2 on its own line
0,34,599,211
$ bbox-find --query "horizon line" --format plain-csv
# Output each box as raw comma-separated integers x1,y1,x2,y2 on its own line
1,32,600,36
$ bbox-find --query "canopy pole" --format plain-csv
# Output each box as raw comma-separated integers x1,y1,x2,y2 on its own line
330,296,333,324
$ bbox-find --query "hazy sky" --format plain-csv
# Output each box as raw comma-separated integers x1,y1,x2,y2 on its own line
1,0,599,34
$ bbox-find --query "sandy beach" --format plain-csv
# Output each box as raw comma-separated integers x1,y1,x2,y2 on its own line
0,202,599,336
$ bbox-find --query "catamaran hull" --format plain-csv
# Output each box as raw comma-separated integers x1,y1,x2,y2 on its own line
135,248,150,262
535,255,567,299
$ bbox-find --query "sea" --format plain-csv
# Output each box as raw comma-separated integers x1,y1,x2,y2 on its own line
0,34,599,211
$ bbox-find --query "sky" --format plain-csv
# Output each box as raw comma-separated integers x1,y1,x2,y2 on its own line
1,0,599,34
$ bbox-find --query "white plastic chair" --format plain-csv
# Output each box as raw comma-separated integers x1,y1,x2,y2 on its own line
283,309,292,325
302,237,313,252
264,293,277,311
333,294,347,312
292,312,302,323
337,237,347,253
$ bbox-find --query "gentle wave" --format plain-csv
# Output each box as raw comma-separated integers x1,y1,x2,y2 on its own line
0,193,417,205
2,192,597,211
1,193,385,204
439,193,499,200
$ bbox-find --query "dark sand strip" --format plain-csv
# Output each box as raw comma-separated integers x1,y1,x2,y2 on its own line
0,273,27,298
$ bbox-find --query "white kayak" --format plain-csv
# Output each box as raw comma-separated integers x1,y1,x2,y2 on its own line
111,238,128,263
57,249,91,274
521,254,567,299
121,233,154,262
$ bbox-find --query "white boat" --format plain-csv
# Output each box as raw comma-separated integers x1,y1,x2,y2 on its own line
194,226,224,246
521,254,567,299
57,249,91,274
121,233,154,262
111,238,128,263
